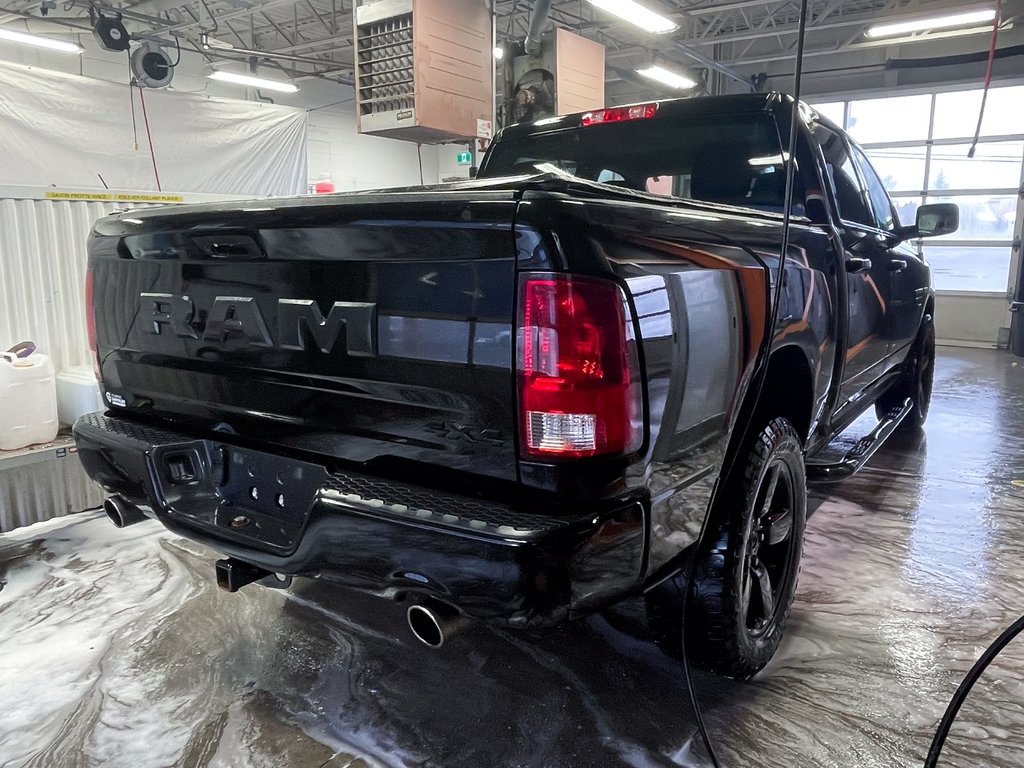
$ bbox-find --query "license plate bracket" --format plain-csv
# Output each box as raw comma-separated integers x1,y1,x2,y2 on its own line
147,440,329,554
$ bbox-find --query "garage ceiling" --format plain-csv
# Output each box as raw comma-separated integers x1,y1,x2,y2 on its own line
0,0,1017,98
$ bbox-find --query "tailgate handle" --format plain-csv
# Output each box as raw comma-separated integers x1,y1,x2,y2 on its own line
190,234,265,259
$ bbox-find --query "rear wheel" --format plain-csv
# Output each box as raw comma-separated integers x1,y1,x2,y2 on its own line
876,316,935,432
688,417,807,679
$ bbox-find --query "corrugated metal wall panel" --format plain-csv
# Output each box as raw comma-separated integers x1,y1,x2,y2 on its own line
0,197,154,370
0,456,105,532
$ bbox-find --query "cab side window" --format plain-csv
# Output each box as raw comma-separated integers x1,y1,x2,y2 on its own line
812,123,874,228
852,145,898,232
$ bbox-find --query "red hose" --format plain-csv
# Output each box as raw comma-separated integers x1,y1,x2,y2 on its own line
136,84,162,191
969,0,1001,158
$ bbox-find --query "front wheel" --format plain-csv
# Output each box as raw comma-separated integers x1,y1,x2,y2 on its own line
689,417,807,679
876,316,935,432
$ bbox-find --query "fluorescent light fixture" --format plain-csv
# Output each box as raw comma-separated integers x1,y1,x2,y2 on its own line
493,45,504,60
854,22,1008,48
0,27,83,54
587,0,678,34
208,69,299,93
866,9,996,38
637,64,696,90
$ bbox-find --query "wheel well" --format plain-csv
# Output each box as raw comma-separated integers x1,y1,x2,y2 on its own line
718,345,816,487
753,346,814,444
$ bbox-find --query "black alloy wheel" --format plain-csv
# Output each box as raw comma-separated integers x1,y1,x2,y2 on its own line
742,457,799,636
689,416,807,679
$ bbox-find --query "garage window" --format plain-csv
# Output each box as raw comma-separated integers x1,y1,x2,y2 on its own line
847,94,932,144
814,85,1024,294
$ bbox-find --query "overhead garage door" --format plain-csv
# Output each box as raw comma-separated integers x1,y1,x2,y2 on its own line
814,84,1024,346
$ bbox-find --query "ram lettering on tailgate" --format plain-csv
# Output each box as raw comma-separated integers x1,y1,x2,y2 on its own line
139,292,377,356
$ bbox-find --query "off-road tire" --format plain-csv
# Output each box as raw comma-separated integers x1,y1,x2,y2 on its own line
689,417,807,679
876,315,935,432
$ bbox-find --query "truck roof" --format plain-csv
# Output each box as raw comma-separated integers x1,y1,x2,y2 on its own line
495,92,794,143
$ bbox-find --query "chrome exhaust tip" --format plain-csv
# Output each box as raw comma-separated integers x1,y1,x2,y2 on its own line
406,600,466,648
103,496,147,528
407,603,446,648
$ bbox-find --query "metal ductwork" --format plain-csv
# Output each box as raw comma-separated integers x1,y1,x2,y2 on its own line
524,0,552,55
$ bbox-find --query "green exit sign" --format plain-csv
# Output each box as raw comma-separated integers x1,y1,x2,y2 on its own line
456,151,473,166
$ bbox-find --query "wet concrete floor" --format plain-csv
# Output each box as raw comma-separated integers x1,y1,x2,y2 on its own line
1,347,1023,768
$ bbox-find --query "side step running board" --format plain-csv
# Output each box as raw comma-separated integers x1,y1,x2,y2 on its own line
806,398,913,484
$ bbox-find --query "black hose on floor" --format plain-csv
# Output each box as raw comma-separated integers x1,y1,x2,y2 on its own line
680,514,722,766
924,613,1024,767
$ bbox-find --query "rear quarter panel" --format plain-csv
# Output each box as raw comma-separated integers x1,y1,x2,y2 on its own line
514,192,836,576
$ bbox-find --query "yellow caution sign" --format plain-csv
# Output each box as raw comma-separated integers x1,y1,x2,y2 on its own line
45,191,184,203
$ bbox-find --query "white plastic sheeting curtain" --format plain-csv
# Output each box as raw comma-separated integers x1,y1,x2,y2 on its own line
0,61,307,195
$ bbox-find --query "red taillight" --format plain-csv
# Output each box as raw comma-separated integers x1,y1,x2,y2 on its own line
85,267,100,381
581,103,658,127
517,273,642,460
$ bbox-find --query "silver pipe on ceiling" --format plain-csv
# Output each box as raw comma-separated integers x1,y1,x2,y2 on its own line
524,0,552,55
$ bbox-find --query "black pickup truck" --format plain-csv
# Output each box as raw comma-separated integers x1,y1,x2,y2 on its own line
75,93,957,678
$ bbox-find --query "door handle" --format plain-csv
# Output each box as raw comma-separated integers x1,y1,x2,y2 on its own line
889,259,908,272
845,257,872,274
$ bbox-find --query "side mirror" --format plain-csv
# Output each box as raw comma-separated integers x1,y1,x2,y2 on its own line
917,203,959,238
897,203,959,242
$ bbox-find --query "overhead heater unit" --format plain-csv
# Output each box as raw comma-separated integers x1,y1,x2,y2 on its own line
354,0,492,143
507,28,605,124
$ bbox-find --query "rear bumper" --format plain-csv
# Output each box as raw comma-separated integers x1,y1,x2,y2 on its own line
73,412,646,626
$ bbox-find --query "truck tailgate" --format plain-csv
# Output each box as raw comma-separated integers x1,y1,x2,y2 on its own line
89,191,519,483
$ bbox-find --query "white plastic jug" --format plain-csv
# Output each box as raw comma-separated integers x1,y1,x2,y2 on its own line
0,342,60,451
